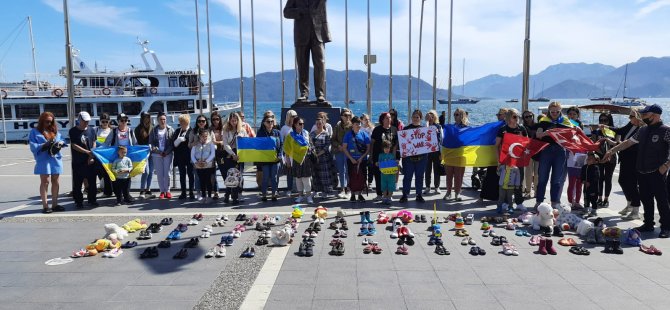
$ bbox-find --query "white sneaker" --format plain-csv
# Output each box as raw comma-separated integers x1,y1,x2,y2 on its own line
294,196,304,203
307,196,314,204
434,187,441,194
516,203,527,213
337,192,347,199
423,188,432,195
442,191,451,200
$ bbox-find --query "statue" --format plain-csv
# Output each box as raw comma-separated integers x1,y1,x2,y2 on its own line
284,0,332,107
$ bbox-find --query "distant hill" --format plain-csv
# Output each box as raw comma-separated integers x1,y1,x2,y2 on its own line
212,57,670,101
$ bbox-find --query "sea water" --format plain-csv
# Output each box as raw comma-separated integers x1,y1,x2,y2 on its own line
236,98,670,128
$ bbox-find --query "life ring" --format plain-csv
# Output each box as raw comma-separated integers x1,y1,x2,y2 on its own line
26,90,35,96
52,89,63,97
1,90,7,99
102,87,111,95
74,89,82,96
94,90,102,95
150,87,158,94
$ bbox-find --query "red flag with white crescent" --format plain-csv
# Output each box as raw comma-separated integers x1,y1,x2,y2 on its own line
545,127,600,153
500,133,549,167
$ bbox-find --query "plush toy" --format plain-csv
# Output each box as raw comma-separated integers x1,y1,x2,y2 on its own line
121,219,147,233
517,212,534,226
291,205,304,219
531,203,555,233
313,206,328,219
395,210,413,224
602,227,623,239
377,211,390,224
432,224,442,237
623,229,642,246
85,236,120,253
576,219,594,236
454,216,465,230
555,204,584,231
271,225,292,246
224,167,242,188
104,223,129,240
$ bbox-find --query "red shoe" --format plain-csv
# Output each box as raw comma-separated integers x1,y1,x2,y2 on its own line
159,192,165,199
166,192,172,199
538,238,548,255
546,239,557,255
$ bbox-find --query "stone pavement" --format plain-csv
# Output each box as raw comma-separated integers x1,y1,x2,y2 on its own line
1,145,670,310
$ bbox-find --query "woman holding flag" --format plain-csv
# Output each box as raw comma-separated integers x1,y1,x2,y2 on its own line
534,101,572,208
443,108,469,201
257,115,282,201
221,112,248,204
495,108,529,213
285,116,314,204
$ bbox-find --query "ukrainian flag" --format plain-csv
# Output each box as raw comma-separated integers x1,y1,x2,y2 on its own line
379,159,398,175
237,137,279,163
92,145,151,181
441,121,504,167
283,131,309,164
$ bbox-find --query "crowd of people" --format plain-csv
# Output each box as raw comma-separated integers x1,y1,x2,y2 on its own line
27,102,670,238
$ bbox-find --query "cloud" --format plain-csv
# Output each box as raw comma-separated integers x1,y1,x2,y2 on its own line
42,0,148,36
635,0,670,18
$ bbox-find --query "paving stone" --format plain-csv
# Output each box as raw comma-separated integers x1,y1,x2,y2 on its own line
436,268,483,286
263,300,312,310
358,299,408,310
311,299,359,310
274,269,318,285
400,283,449,300
266,284,314,302
314,284,359,300
358,282,402,300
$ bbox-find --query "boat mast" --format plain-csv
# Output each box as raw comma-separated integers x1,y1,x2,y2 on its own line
431,0,437,110
238,0,244,109
251,0,257,128
417,0,426,111
461,58,465,98
205,0,213,110
63,0,76,129
388,0,392,110
280,0,285,108
366,0,372,116
194,0,204,113
447,0,454,123
28,16,40,90
622,64,628,99
345,0,349,109
521,0,531,112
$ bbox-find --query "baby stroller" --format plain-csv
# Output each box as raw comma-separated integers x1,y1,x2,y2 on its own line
224,167,243,204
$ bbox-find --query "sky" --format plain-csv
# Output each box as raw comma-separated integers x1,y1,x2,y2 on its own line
1,0,669,87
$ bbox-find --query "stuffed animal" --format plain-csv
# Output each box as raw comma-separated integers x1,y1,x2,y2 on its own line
602,227,623,240
576,219,593,236
531,203,554,232
623,229,642,246
555,204,584,231
313,206,328,219
432,224,442,237
291,205,304,219
85,236,120,253
271,225,292,246
518,212,534,226
121,219,147,233
224,167,242,188
104,223,129,240
377,211,390,224
395,210,413,224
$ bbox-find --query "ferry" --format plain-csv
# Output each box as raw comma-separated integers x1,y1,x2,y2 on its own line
0,41,240,141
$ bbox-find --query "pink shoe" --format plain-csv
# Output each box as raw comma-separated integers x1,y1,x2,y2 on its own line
166,192,172,199
538,238,548,255
529,235,541,246
159,192,165,199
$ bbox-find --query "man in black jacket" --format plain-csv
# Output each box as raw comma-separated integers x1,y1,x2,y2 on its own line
284,0,331,103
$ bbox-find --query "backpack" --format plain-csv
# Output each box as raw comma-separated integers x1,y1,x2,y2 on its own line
224,167,242,188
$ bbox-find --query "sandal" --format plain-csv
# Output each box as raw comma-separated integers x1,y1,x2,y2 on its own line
469,246,479,256
569,246,590,256
372,244,383,254
558,238,571,246
363,245,373,254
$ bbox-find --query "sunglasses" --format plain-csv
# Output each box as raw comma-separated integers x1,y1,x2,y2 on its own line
264,120,273,123
298,123,304,125
101,120,109,123
523,115,533,119
550,110,560,114
599,119,609,122
197,120,206,123
512,115,519,119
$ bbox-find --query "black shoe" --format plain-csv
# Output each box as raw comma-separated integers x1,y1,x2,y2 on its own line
416,196,425,202
140,247,153,258
158,240,171,248
232,199,239,205
173,248,188,259
358,195,366,202
261,196,268,202
636,224,655,232
659,230,670,238
184,237,200,248
89,202,99,207
224,195,230,204
124,199,135,204
189,192,195,200
350,195,356,203
75,203,84,209
115,201,123,206
272,196,278,202
179,193,187,200
399,196,408,203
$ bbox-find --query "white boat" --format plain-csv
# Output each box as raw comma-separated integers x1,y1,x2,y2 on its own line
0,41,240,141
611,64,646,107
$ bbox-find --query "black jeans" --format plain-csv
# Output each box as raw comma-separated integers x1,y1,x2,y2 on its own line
514,167,525,205
113,178,131,202
584,191,599,210
97,161,113,196
618,159,641,207
638,171,670,230
176,162,194,195
599,162,616,198
72,163,97,205
425,151,442,189
372,163,383,196
196,168,215,198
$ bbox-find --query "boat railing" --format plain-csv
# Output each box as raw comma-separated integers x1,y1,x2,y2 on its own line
0,85,207,99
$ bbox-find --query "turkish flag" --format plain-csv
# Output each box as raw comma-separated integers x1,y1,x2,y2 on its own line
500,133,549,167
546,128,600,153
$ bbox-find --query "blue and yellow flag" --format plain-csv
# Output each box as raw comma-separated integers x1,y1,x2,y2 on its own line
92,145,150,181
283,131,309,164
441,121,504,167
379,159,398,175
238,137,279,163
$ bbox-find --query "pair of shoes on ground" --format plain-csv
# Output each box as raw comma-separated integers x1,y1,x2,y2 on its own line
329,239,345,256
363,242,383,254
537,238,557,255
140,247,159,259
296,238,315,257
205,245,226,258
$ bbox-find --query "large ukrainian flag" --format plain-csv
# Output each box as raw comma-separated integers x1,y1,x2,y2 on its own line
92,145,151,181
283,131,309,164
237,137,278,163
441,121,504,167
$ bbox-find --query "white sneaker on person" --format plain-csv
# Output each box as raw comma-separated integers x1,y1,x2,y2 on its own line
337,192,347,199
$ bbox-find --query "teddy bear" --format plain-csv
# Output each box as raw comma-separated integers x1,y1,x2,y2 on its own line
531,203,554,235
85,233,121,254
104,223,129,240
555,204,584,231
121,219,147,233
313,206,327,219
271,225,293,246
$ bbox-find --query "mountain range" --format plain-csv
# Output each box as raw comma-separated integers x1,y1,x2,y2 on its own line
213,56,670,102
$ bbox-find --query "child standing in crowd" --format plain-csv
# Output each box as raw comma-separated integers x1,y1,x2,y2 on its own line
112,146,134,206
192,128,217,204
497,163,521,214
581,152,601,218
378,140,397,205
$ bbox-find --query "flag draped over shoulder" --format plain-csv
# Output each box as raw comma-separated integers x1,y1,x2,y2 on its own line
283,131,309,164
545,127,600,153
499,133,549,167
441,121,504,167
92,145,150,181
237,137,278,163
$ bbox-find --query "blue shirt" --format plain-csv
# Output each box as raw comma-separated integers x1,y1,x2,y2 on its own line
343,130,370,160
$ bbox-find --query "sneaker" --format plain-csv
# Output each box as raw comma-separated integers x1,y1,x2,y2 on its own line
636,225,655,232
294,196,304,203
416,196,425,203
373,195,383,202
399,195,408,203
145,191,155,199
306,196,314,204
588,209,598,218
166,192,172,199
623,211,641,220
423,188,432,195
357,195,366,202
159,192,165,199
337,192,347,199
443,191,452,200
660,230,670,239
434,187,441,194
350,196,357,203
